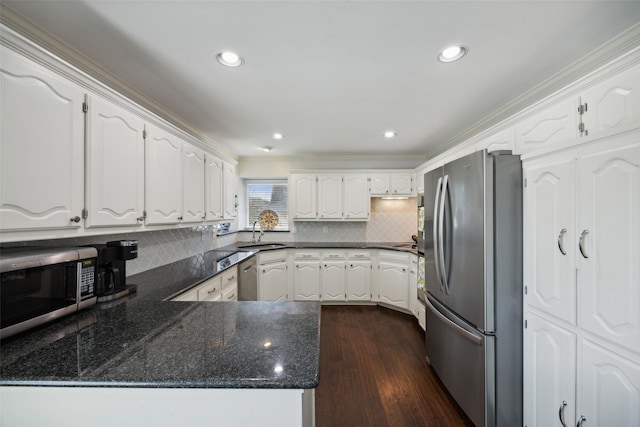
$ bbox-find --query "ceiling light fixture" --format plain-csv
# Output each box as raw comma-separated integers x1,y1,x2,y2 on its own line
438,45,467,63
272,133,284,140
216,50,244,67
261,145,273,152
383,131,397,139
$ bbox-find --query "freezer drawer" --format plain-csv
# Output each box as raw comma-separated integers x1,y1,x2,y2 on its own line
425,296,494,427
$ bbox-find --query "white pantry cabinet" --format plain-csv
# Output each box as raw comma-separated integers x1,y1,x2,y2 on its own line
145,124,183,225
85,95,145,228
523,131,640,427
182,143,205,223
0,45,85,231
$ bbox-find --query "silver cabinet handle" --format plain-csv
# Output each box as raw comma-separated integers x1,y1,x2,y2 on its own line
558,229,567,255
577,415,587,427
559,401,567,427
579,229,590,259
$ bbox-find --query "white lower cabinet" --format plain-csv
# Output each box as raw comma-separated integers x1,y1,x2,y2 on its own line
257,251,288,302
377,251,410,310
321,260,346,301
294,256,321,301
346,252,372,301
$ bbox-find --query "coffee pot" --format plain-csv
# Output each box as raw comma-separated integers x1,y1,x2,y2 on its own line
94,240,138,302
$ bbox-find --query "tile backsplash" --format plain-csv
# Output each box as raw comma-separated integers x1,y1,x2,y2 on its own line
2,198,417,276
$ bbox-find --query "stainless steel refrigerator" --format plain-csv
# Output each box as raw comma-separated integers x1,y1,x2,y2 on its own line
421,150,522,427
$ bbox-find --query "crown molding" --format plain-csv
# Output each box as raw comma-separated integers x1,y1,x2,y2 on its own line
0,5,237,162
426,21,640,159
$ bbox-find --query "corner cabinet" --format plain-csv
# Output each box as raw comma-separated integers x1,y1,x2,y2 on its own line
0,45,85,231
85,95,145,228
523,130,640,427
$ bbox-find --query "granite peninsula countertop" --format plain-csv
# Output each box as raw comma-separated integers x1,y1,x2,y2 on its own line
0,241,414,390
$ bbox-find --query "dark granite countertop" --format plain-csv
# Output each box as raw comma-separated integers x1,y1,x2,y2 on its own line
0,241,413,390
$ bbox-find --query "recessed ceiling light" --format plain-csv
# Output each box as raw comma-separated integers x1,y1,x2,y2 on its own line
272,133,284,140
216,51,244,67
438,45,467,63
384,131,397,139
261,145,273,152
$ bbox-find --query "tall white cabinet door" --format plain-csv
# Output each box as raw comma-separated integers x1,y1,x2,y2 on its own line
524,159,576,324
293,261,321,301
346,261,371,301
0,46,85,231
523,312,576,427
582,64,640,137
182,144,205,223
344,175,370,219
321,261,346,301
291,174,317,219
145,125,182,225
205,155,223,221
317,175,342,219
577,143,640,353
222,162,236,220
579,340,640,427
85,95,144,227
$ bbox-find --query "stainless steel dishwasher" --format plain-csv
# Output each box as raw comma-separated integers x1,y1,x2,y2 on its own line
238,256,258,301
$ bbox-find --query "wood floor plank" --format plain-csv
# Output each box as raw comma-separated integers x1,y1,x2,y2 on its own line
316,305,474,427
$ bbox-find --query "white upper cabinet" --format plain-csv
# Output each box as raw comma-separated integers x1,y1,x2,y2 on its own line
370,173,415,196
205,155,223,221
85,95,145,228
222,162,236,220
182,143,205,223
291,174,317,219
581,63,640,137
475,127,515,153
317,175,342,219
576,142,640,354
523,158,576,325
145,125,183,225
0,46,85,231
343,175,370,219
515,98,578,155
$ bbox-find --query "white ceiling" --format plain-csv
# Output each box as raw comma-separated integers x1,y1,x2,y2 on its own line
3,1,640,164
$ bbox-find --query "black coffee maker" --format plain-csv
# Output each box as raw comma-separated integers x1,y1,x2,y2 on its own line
94,240,138,302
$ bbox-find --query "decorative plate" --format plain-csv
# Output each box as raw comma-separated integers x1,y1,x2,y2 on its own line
258,209,279,230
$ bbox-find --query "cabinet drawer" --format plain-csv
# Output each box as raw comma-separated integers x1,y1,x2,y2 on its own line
258,250,287,265
347,251,371,260
222,284,238,301
294,251,321,260
220,267,237,289
171,287,199,302
378,250,410,263
197,276,222,301
322,251,345,260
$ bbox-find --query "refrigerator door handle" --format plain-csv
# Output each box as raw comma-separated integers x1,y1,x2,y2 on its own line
439,174,450,294
426,296,483,345
433,177,444,291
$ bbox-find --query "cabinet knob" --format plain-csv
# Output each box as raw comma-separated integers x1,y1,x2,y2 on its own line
178,216,183,221
137,216,144,222
70,216,81,223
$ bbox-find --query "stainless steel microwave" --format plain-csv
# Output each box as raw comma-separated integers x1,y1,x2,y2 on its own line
0,246,97,340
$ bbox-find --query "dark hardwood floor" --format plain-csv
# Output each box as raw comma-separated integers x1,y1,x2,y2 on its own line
316,305,474,427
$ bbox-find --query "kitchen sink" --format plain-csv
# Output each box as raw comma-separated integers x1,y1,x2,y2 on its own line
237,243,288,250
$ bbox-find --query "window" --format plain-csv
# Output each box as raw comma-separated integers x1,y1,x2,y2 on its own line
246,180,288,231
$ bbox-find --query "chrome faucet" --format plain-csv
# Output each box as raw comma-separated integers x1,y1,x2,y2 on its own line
252,221,264,243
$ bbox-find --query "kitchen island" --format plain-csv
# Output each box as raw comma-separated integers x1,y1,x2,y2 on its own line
0,297,320,426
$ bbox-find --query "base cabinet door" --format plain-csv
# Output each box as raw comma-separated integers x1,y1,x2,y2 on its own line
578,340,640,427
294,261,321,301
523,312,576,427
258,261,287,302
378,260,409,309
346,261,371,301
321,261,345,301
